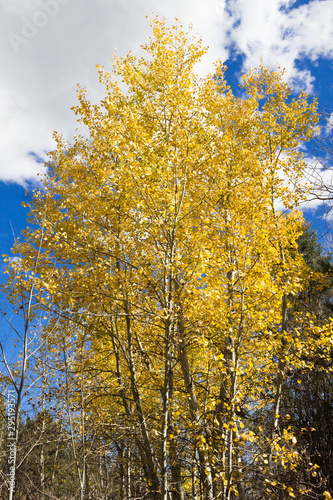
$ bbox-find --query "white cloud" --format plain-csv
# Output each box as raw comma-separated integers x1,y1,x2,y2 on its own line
227,0,333,91
0,0,232,184
0,0,332,184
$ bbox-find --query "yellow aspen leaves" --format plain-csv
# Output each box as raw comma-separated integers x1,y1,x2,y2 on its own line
3,16,327,499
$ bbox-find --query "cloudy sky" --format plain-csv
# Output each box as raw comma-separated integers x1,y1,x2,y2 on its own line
0,0,332,255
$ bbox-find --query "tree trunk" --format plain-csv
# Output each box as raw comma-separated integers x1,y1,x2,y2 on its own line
124,302,161,499
161,320,171,500
177,315,213,500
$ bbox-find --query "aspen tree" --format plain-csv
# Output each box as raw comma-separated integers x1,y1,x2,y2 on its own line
5,16,328,499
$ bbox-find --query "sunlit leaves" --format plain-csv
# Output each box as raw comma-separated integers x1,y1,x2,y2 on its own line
3,16,326,499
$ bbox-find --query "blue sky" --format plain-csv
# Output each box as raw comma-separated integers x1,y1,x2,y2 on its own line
0,0,332,268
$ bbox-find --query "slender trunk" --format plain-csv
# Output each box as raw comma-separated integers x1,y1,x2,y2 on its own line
226,347,247,500
191,450,198,500
266,167,289,499
170,453,184,500
234,439,247,500
51,433,61,495
39,395,45,500
99,452,104,499
217,246,247,500
127,448,131,500
120,443,125,500
267,293,288,499
115,211,161,499
124,300,161,499
84,464,90,500
62,341,85,500
177,314,213,500
8,299,31,500
161,320,171,500
169,369,184,500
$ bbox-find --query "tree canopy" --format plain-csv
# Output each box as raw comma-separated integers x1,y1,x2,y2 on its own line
2,17,333,500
